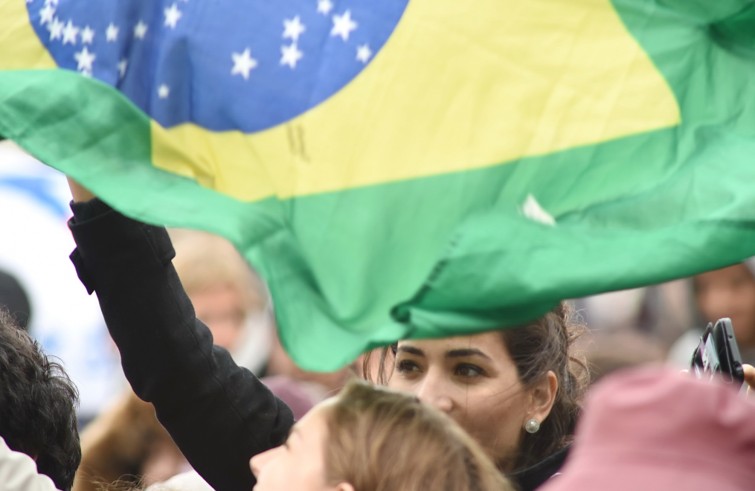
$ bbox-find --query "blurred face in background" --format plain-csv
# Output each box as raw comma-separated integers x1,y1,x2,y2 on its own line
171,228,269,353
694,263,755,349
190,284,249,350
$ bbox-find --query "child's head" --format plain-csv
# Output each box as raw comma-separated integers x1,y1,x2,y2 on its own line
251,380,513,491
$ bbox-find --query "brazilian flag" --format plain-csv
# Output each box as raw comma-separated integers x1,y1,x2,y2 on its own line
1,0,754,370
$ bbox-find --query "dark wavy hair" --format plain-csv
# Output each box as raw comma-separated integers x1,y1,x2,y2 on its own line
0,308,81,490
500,302,588,470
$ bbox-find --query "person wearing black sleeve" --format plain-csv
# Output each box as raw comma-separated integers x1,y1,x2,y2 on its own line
67,196,293,491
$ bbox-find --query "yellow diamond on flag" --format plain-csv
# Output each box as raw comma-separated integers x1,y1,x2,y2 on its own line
152,0,680,201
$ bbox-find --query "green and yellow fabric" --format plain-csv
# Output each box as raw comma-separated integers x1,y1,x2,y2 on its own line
1,0,754,369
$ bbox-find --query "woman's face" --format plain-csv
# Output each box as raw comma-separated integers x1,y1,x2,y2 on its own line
387,332,533,470
695,264,755,348
250,400,348,491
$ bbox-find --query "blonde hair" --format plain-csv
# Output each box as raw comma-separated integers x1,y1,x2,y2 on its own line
324,381,513,491
168,229,268,311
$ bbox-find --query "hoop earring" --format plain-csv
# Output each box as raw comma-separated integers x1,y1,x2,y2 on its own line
524,418,540,434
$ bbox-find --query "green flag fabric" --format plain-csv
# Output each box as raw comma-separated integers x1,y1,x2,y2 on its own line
1,0,754,370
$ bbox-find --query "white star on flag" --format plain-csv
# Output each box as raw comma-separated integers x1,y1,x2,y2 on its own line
283,16,306,42
74,46,95,72
45,0,59,5
118,59,128,79
331,10,357,41
39,4,55,25
106,23,119,42
280,43,303,69
231,48,258,80
356,44,372,63
317,0,333,15
134,21,148,39
164,3,182,29
48,18,64,41
81,26,95,44
62,20,79,45
158,85,170,99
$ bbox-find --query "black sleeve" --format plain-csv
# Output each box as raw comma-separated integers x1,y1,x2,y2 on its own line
68,200,293,491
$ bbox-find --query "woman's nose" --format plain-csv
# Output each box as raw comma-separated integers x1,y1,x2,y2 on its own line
415,374,454,413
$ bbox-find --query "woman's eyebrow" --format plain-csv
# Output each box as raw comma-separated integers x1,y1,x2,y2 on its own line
446,348,492,360
396,346,424,356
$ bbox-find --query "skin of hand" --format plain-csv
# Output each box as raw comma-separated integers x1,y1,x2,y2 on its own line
744,364,754,396
66,177,96,203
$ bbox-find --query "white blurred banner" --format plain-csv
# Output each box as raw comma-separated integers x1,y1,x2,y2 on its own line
0,140,123,422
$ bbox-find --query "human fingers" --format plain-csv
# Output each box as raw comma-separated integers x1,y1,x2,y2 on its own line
743,364,754,397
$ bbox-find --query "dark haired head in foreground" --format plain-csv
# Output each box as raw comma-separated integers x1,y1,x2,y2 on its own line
0,308,80,490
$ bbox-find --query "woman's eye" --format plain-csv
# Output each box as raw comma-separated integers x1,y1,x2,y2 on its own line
395,359,421,375
455,364,484,378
